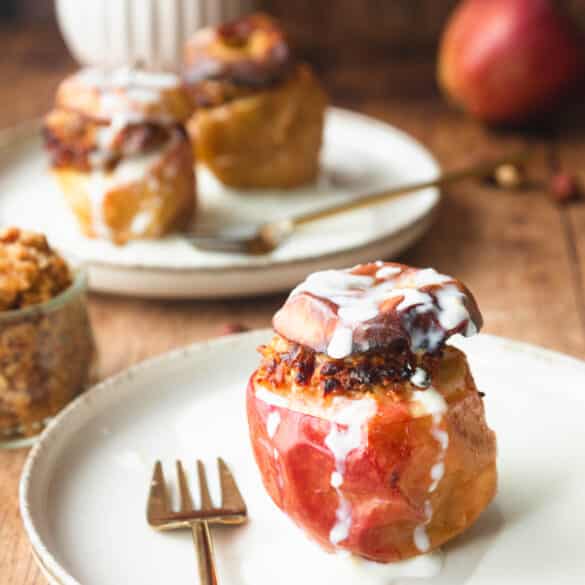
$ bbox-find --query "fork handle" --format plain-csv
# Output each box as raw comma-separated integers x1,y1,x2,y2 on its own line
192,521,218,585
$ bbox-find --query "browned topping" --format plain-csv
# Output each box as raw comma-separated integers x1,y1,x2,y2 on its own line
115,123,171,155
183,13,294,101
217,15,270,45
323,378,340,395
43,108,175,172
255,334,441,399
0,228,72,311
43,108,97,171
184,79,259,109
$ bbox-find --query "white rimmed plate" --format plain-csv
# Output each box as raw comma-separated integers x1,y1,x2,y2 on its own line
0,109,439,299
20,331,585,584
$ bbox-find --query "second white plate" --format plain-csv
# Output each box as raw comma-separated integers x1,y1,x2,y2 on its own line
20,331,585,585
0,109,439,298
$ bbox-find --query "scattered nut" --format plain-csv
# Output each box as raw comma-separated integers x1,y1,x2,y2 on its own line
0,227,72,310
549,172,581,204
493,163,525,189
219,322,250,336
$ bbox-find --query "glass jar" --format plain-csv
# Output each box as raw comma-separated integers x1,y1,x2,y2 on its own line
0,268,95,448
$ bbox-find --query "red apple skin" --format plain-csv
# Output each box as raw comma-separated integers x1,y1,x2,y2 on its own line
246,347,497,562
438,0,585,124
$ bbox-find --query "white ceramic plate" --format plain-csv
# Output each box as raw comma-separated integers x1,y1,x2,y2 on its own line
20,331,585,585
0,109,439,299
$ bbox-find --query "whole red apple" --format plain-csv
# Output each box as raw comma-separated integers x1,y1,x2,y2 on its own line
438,0,585,124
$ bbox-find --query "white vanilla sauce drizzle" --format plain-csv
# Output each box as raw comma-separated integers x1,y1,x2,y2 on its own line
289,264,478,359
241,540,443,585
86,146,166,238
410,367,430,389
76,67,180,114
266,411,281,439
375,265,402,279
70,67,185,239
97,112,142,149
130,210,153,236
80,66,179,172
255,388,377,548
252,388,445,583
410,375,449,553
324,397,377,546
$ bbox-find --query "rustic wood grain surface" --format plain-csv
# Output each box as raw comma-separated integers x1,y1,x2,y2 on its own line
1,23,585,585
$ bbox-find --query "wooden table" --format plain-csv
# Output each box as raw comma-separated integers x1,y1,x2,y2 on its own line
1,24,585,585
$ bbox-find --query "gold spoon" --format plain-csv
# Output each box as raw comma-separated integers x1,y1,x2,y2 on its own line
188,151,528,255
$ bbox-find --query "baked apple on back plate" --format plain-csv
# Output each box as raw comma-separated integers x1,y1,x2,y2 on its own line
44,67,196,244
182,13,327,190
247,262,497,563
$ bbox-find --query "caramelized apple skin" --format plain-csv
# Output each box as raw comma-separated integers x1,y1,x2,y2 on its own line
246,347,497,562
187,65,326,189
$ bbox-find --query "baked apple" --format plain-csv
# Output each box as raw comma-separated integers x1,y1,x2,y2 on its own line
183,13,327,189
247,262,497,562
44,67,196,244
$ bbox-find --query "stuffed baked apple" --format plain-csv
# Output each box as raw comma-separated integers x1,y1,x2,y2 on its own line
182,13,327,189
44,67,196,244
247,262,497,562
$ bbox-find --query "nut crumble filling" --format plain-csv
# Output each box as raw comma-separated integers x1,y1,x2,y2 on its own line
255,334,441,400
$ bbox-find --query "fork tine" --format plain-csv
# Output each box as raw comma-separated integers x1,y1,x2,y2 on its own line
147,461,170,524
197,460,213,510
176,461,193,512
218,458,247,512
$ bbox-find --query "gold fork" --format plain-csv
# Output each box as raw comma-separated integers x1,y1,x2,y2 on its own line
147,459,247,584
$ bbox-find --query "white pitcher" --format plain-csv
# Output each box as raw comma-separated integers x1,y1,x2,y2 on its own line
56,0,257,72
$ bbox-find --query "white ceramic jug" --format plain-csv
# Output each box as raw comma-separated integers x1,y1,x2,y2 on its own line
56,0,257,71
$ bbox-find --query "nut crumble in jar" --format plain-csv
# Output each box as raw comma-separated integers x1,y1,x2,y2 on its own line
0,227,95,447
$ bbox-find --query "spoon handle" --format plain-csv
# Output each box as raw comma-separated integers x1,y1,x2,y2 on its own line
288,151,529,228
